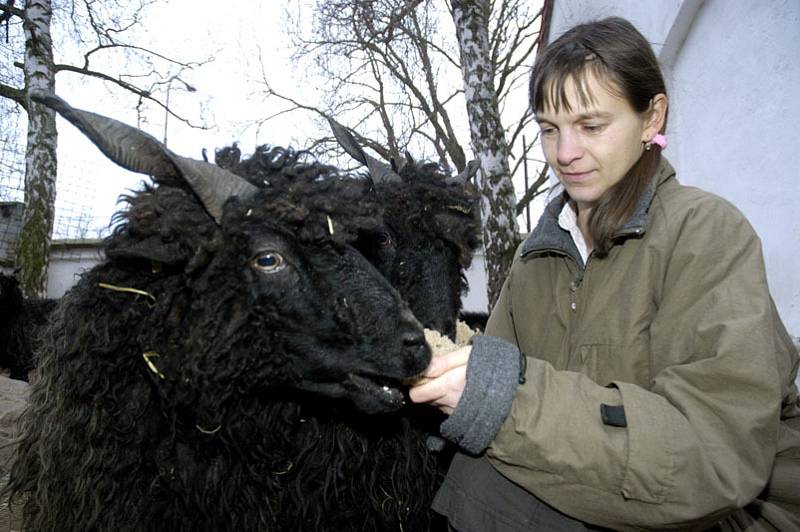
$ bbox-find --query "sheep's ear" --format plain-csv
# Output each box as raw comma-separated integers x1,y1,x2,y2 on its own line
446,159,480,186
105,236,188,265
29,90,257,224
327,118,402,184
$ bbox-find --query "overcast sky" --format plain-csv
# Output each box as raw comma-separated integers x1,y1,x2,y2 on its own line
44,0,543,239
50,0,319,237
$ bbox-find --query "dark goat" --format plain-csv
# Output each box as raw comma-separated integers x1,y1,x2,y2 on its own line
0,274,56,381
6,92,431,531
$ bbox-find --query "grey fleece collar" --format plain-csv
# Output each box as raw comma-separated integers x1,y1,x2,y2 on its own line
519,158,675,265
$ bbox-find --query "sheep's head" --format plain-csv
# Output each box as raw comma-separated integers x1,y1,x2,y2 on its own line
329,119,482,339
31,91,430,415
358,162,481,339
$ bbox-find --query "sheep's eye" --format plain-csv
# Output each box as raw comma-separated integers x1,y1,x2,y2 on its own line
251,251,285,273
376,231,393,247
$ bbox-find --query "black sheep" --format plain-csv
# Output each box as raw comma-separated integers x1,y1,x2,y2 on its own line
0,274,56,381
329,120,482,340
209,130,482,531
5,92,432,531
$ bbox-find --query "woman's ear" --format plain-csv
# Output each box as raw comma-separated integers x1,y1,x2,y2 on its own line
642,93,668,141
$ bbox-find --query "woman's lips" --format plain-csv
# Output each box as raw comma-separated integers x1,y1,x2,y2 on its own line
561,170,593,183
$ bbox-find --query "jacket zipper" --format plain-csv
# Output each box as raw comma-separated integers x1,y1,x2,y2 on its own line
568,257,587,312
520,245,588,312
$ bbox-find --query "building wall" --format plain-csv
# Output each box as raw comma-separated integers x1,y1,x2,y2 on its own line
1,237,103,299
462,252,489,313
547,0,800,338
46,241,104,298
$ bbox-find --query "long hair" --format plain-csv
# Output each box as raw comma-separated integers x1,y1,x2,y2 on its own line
529,17,667,256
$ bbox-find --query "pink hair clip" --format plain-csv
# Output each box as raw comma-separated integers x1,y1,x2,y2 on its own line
649,133,668,150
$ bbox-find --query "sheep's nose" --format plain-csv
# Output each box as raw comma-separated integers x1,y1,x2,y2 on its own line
402,328,426,348
399,309,425,341
401,326,430,375
398,309,429,369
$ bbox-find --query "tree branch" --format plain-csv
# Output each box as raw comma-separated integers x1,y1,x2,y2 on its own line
516,161,549,215
0,0,23,22
0,81,25,108
53,63,207,130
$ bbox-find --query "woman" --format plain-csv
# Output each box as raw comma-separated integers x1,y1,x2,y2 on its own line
410,17,800,531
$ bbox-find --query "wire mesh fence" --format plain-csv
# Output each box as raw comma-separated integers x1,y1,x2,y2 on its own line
0,117,26,268
0,117,115,268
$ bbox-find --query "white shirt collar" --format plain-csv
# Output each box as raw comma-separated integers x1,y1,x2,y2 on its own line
557,200,591,264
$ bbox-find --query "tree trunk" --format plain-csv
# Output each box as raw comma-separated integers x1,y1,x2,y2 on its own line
17,0,57,298
450,0,520,310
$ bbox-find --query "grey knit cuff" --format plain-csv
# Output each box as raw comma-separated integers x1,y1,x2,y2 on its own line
440,335,520,455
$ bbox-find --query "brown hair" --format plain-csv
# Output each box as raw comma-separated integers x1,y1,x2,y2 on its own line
529,17,667,257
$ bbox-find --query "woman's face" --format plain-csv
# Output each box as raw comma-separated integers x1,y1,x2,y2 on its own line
535,71,660,216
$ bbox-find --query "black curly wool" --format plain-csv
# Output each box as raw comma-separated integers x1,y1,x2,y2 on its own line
5,173,441,531
0,274,56,381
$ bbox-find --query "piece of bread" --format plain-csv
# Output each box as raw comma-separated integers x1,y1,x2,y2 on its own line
409,321,478,386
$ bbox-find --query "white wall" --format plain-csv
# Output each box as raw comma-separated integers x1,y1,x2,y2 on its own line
547,0,800,339
462,252,489,313
46,241,104,298
666,0,800,337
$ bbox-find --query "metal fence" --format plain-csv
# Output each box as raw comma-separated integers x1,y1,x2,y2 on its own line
0,117,112,267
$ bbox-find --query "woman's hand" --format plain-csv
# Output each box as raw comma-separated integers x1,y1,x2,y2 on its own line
408,345,471,415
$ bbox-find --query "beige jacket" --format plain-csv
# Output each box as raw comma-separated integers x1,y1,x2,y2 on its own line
484,159,800,530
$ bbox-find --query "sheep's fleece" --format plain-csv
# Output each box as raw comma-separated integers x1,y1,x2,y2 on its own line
4,92,443,531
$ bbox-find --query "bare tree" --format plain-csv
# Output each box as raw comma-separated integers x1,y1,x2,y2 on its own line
261,0,462,170
262,0,545,309
0,0,210,297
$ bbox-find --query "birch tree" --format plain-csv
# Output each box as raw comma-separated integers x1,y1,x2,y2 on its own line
451,0,517,305
0,0,208,297
15,0,57,298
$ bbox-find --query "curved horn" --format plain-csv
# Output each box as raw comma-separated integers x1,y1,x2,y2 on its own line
30,90,257,223
446,159,481,186
327,118,402,184
168,156,259,222
30,90,178,177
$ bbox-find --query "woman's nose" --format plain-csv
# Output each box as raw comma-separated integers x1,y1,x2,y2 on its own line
556,131,583,166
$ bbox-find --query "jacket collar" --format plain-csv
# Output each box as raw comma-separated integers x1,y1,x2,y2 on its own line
520,157,676,264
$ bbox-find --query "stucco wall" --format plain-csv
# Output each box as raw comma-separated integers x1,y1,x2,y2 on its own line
462,252,489,313
547,0,800,338
46,241,104,298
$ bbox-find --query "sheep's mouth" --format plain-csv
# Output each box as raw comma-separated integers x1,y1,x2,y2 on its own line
294,373,411,414
333,372,407,414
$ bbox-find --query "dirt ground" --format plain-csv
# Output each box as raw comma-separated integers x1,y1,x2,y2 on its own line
0,375,29,532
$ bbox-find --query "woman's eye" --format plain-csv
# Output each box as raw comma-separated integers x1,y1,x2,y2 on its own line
540,126,557,137
251,251,286,273
584,124,605,133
